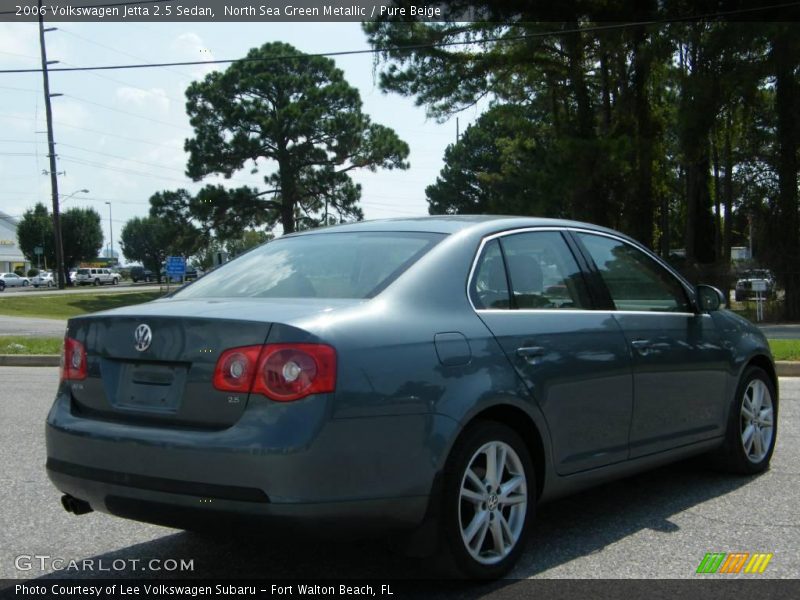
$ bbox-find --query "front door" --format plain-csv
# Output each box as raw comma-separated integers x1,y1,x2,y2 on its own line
573,232,729,457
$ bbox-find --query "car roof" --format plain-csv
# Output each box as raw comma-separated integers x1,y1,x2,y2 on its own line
285,215,629,240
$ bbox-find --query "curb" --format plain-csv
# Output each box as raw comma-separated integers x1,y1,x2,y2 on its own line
0,354,60,367
2,355,800,376
776,361,800,377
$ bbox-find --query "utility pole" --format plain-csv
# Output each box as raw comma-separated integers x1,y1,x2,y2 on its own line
38,1,66,289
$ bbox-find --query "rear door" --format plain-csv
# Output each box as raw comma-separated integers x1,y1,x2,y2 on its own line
572,231,729,457
471,229,633,475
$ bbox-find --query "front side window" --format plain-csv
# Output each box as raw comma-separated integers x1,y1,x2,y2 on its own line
175,232,444,300
500,231,591,309
577,233,691,313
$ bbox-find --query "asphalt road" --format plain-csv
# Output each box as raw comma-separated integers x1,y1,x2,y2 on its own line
0,316,66,337
0,283,162,296
1,367,798,582
758,324,800,340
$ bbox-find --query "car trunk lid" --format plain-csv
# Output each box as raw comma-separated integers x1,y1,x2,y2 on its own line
65,298,354,429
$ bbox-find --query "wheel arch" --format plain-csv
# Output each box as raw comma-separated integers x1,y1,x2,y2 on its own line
744,353,778,400
447,402,548,501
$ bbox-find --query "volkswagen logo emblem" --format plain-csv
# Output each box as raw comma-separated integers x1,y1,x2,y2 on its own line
134,324,152,352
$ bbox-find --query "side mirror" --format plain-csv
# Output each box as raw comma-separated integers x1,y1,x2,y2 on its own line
696,284,725,312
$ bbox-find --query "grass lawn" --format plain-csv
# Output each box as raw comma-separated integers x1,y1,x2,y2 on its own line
0,291,162,320
0,336,62,355
767,339,800,361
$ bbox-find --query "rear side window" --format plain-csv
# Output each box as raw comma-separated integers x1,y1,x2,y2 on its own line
175,232,445,300
470,239,510,309
501,232,590,309
77,269,89,275
577,233,691,312
470,231,590,310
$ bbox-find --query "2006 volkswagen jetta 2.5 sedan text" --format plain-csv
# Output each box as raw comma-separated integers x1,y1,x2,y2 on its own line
46,216,778,579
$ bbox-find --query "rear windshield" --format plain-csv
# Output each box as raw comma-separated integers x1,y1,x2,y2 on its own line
174,231,445,300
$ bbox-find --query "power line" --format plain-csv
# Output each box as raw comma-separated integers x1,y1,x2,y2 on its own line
2,3,798,75
62,93,187,130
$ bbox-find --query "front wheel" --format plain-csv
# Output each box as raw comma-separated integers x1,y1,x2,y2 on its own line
713,366,777,474
22,280,29,287
441,421,534,579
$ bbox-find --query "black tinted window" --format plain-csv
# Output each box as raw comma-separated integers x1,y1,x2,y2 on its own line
175,232,444,299
578,233,691,312
500,232,590,309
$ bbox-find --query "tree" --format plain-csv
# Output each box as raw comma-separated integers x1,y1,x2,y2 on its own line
16,203,54,269
61,208,104,271
17,203,103,284
426,104,568,217
120,217,175,281
769,24,800,319
148,185,265,246
184,41,410,234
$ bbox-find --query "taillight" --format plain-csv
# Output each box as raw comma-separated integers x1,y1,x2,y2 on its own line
212,345,262,392
61,337,87,381
212,343,336,402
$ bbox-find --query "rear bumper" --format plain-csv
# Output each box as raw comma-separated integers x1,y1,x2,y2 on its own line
45,390,458,533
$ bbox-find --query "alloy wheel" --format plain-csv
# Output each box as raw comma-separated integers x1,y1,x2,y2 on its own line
458,440,527,565
740,379,774,463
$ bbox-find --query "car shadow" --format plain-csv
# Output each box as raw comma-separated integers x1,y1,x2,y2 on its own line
32,459,753,581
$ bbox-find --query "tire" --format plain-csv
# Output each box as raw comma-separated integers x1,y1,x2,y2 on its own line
713,366,778,474
93,278,100,286
439,421,534,579
112,278,118,285
47,281,53,288
0,282,5,292
22,280,29,287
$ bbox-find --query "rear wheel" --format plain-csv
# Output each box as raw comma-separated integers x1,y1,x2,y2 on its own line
93,278,100,286
440,421,534,579
713,366,777,474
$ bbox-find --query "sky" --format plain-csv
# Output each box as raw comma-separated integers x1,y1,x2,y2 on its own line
0,21,485,262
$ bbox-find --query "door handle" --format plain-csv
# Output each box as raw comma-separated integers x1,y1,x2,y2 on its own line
631,339,652,356
516,346,546,362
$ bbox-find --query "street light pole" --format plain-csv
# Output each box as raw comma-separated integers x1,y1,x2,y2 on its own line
105,202,113,264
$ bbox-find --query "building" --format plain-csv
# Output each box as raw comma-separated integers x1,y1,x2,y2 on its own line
0,211,31,273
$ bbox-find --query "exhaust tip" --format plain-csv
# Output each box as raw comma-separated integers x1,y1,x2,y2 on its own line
61,494,93,515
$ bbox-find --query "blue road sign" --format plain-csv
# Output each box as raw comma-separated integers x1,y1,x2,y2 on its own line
165,256,186,276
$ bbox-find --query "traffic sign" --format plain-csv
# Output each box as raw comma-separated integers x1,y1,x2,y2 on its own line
165,256,186,276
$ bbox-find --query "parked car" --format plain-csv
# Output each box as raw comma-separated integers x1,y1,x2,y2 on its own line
68,270,77,284
735,269,776,301
184,267,204,281
130,266,155,283
0,272,30,288
31,271,55,288
74,268,119,286
47,217,777,579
